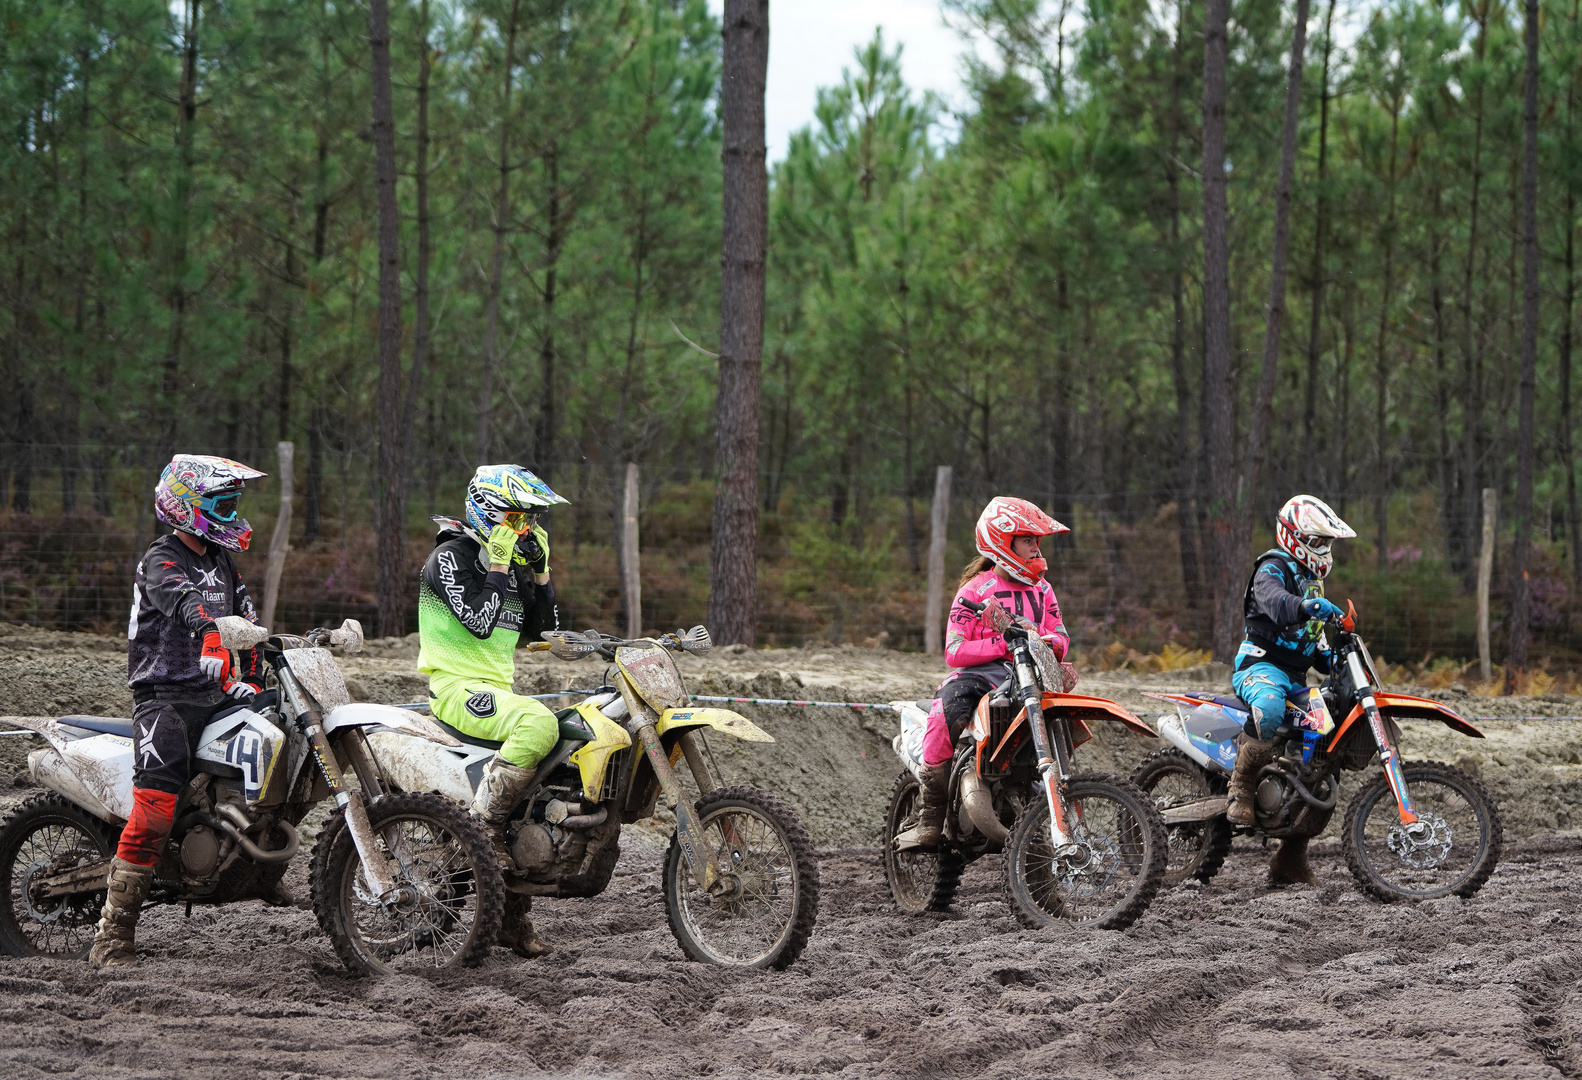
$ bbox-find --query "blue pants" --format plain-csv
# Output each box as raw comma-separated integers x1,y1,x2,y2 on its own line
1231,658,1307,739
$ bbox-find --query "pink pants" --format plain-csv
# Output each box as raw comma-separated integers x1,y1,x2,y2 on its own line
922,698,954,766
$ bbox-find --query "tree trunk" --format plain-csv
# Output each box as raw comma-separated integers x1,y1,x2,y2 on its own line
1168,0,1199,601
535,142,562,481
1302,0,1336,476
1246,0,1310,536
159,0,202,464
1374,95,1402,570
708,0,769,646
1564,0,1580,587
402,0,433,444
1506,0,1541,684
1456,12,1490,584
369,0,408,638
1201,0,1238,661
478,0,521,465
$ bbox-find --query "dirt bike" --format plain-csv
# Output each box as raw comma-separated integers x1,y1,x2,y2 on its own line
0,616,505,975
355,623,820,969
883,603,1168,930
1133,601,1502,901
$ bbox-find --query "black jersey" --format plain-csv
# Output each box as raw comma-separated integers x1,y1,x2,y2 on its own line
128,533,263,693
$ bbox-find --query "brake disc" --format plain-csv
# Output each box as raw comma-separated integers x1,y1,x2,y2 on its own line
1386,811,1453,870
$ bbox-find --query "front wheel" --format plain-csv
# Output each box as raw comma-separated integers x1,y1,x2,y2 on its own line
664,785,819,969
1003,773,1167,931
311,792,505,975
1342,760,1501,902
0,794,117,959
1130,748,1232,887
882,770,964,914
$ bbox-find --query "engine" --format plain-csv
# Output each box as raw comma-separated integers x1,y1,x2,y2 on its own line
506,780,621,898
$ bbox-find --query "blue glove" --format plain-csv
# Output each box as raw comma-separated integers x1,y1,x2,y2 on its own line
1301,597,1344,622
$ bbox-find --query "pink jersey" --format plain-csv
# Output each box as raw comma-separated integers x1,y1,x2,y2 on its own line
944,570,1070,669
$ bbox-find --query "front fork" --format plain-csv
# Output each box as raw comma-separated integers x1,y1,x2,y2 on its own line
633,722,730,897
277,665,405,901
1346,652,1417,826
1016,651,1074,847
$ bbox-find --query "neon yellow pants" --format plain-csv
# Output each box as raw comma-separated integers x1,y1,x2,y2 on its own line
428,673,558,768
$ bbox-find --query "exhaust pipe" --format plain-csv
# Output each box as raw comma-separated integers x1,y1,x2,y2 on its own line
960,768,1009,842
200,808,300,865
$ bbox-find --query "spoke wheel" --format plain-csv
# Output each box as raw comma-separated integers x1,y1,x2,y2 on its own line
1004,773,1167,931
1130,748,1232,887
881,770,963,914
0,794,116,959
664,785,819,969
311,792,504,975
1342,760,1501,901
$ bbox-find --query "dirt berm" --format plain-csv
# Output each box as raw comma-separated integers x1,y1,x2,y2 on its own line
5,623,1582,842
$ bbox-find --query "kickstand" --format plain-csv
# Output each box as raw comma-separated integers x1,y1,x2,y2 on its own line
185,900,192,918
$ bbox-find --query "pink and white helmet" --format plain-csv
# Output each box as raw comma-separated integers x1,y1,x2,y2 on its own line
1275,494,1355,579
154,455,267,552
974,497,1069,585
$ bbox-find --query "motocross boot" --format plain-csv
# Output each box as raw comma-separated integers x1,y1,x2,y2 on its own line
1226,738,1275,827
470,754,537,869
88,858,155,968
894,763,949,850
500,894,553,959
1268,836,1317,886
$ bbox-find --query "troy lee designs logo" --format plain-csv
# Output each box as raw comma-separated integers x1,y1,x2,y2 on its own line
436,549,500,634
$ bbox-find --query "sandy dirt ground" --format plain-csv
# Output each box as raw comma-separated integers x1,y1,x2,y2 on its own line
3,626,1582,1078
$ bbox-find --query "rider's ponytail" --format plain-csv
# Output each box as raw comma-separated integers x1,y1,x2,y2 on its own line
958,555,994,588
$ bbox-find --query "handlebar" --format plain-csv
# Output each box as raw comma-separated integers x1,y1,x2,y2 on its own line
538,625,713,661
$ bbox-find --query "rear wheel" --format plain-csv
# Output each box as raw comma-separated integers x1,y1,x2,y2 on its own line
1004,774,1167,931
882,770,964,914
1342,760,1501,902
664,785,819,969
0,794,117,959
1130,749,1232,887
311,792,504,975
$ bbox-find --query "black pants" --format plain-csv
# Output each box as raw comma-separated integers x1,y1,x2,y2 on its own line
130,688,227,795
939,673,997,743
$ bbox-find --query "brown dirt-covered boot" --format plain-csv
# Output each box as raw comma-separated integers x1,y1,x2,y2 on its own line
499,894,553,958
470,755,538,869
88,858,155,968
1226,738,1275,827
1268,836,1317,886
895,763,950,850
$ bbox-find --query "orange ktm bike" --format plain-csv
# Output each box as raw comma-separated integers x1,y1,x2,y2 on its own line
884,606,1167,930
1135,602,1502,901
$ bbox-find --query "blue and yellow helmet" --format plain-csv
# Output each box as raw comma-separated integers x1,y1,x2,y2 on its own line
464,464,567,538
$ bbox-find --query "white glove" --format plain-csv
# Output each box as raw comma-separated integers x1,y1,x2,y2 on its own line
224,681,258,700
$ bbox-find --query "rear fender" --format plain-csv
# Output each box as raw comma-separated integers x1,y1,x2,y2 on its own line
1,715,71,754
1326,693,1485,753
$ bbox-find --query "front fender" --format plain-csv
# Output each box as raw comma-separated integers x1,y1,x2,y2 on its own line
1327,692,1485,752
1044,693,1159,739
324,702,464,747
656,706,774,743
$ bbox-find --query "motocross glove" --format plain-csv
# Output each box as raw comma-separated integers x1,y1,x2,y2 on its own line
517,522,550,576
223,680,260,700
1001,624,1031,645
199,631,232,684
483,523,519,569
1301,597,1344,622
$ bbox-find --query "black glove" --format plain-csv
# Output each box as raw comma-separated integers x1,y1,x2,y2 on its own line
517,523,550,576
1001,624,1030,644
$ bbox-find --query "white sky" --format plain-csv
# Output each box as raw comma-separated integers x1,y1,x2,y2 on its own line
706,0,989,161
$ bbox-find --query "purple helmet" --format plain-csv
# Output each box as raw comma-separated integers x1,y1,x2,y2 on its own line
154,455,267,552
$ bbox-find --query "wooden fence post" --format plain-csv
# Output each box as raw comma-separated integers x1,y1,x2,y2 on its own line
1477,487,1497,683
622,462,641,639
924,466,953,655
261,441,294,630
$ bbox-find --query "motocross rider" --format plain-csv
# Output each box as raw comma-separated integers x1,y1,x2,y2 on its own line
896,497,1072,849
1226,494,1355,881
90,455,269,968
418,464,567,957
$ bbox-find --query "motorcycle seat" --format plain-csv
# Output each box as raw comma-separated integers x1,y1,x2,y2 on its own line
58,716,134,738
433,707,587,750
1179,692,1251,714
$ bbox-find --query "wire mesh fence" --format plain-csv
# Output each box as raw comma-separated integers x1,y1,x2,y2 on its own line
0,443,1577,675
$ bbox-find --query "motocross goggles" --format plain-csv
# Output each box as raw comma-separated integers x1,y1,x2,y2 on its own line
199,490,243,523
